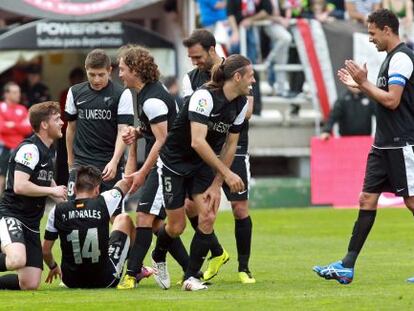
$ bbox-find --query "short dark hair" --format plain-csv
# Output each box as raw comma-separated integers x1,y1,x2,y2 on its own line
85,49,111,69
367,9,399,35
29,101,61,132
75,165,102,192
183,29,216,51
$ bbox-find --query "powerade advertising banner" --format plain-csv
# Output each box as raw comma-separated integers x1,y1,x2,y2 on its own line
0,20,174,50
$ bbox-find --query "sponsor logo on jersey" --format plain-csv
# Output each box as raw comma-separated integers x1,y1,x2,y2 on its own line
377,76,387,88
23,152,33,162
196,98,208,113
78,108,112,120
110,189,121,199
38,169,54,181
104,96,114,107
208,121,231,134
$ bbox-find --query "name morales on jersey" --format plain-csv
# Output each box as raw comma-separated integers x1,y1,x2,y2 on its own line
78,109,112,120
64,209,102,221
208,121,231,134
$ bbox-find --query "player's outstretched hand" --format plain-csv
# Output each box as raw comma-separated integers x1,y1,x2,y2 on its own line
102,161,117,181
224,171,245,193
122,126,137,145
203,183,221,212
51,185,67,202
45,265,62,284
125,170,145,194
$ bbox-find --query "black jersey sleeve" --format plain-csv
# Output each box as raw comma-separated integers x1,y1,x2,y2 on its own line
143,98,169,124
229,101,248,133
188,89,214,125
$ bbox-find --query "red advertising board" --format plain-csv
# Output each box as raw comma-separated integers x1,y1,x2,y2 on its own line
310,136,404,207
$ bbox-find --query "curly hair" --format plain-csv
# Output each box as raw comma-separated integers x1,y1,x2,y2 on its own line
118,45,160,83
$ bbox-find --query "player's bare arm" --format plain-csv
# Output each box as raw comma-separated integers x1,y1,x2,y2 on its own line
14,171,67,200
66,120,76,169
126,121,167,194
102,124,128,181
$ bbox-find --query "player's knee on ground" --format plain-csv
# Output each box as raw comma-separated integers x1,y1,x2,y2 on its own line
231,201,249,219
6,253,26,270
358,192,378,210
18,275,40,290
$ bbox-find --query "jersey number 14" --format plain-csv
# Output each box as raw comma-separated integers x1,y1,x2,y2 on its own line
67,228,101,264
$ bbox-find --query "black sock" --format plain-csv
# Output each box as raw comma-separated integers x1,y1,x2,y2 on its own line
185,230,212,280
188,216,198,231
0,274,20,290
152,224,174,262
342,210,376,268
210,231,223,257
168,237,190,273
235,216,252,272
0,253,7,272
126,227,152,277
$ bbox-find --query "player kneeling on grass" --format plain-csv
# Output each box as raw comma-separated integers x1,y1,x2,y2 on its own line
0,101,66,290
42,162,152,288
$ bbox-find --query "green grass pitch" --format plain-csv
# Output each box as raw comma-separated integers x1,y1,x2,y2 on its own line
2,207,414,310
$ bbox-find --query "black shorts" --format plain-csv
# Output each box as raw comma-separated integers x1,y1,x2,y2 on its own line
0,217,43,269
363,146,414,197
67,162,123,200
158,161,214,210
136,167,166,219
0,146,11,176
223,154,250,201
62,230,130,288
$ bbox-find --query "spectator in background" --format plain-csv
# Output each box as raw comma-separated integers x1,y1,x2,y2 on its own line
313,0,337,22
320,86,375,140
56,67,85,187
265,0,293,96
285,0,314,18
227,0,265,63
328,0,346,19
383,0,414,46
197,0,228,32
345,0,380,24
0,82,32,196
163,76,184,110
21,64,51,108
